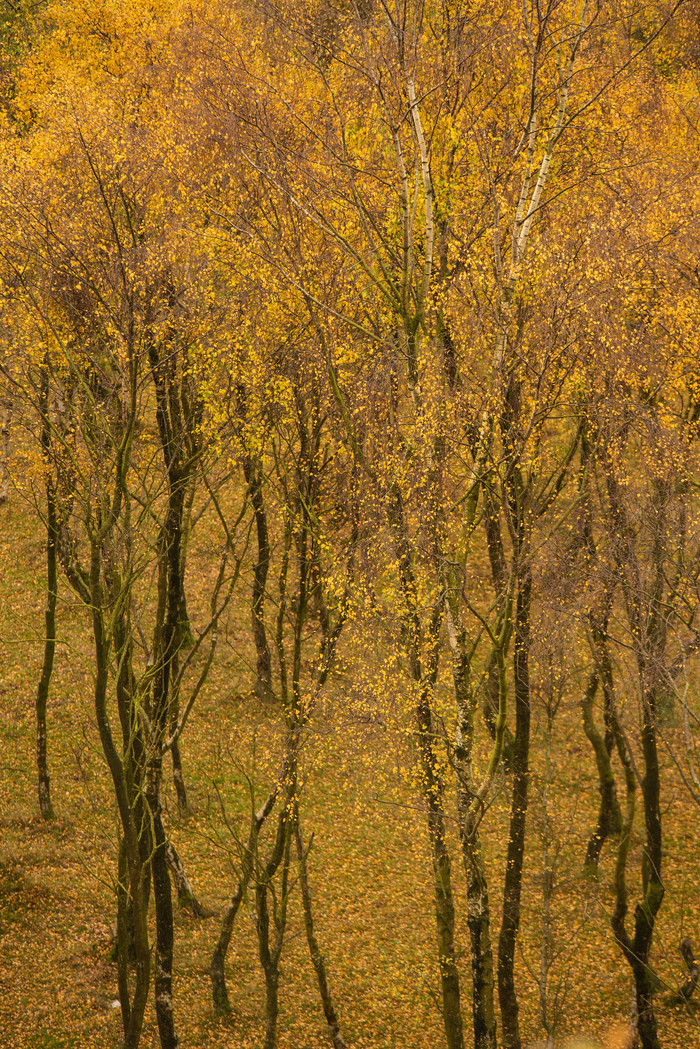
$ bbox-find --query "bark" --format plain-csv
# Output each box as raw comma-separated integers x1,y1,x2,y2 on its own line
537,689,559,1049
150,333,197,827
294,819,347,1049
210,885,244,1015
170,735,190,816
112,594,153,994
604,460,666,1049
165,839,210,918
609,672,639,1019
0,385,10,504
177,464,198,648
447,582,504,1049
677,938,699,1001
633,684,664,1049
244,456,273,699
418,675,463,1049
387,483,464,1049
256,810,291,1049
498,569,532,1049
36,489,57,820
149,674,180,1047
581,658,622,873
148,339,189,1049
151,803,179,1049
578,449,623,873
169,647,190,817
481,485,510,739
35,362,57,819
116,838,131,1033
464,837,497,1049
210,788,277,1014
90,544,150,1049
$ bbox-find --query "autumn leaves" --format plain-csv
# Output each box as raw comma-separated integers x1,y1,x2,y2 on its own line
1,1,700,1048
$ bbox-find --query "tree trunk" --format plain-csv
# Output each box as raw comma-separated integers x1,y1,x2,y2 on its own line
632,682,664,1049
581,586,623,872
259,884,281,1049
244,457,273,699
89,545,150,1049
386,483,464,1049
35,362,56,819
498,569,532,1049
294,817,347,1049
210,877,246,1015
151,801,179,1049
147,338,191,1048
0,385,10,504
418,678,464,1049
581,665,622,872
464,838,497,1049
210,787,277,1013
256,810,290,1049
116,837,131,1033
165,839,209,917
168,644,190,817
604,460,666,1049
447,587,501,1049
36,482,57,820
170,734,190,816
676,938,699,1001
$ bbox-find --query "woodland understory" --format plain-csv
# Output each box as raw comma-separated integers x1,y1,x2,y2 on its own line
2,1,700,1048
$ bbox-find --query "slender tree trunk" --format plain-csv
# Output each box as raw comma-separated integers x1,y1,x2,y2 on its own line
632,682,664,1049
165,839,208,916
259,883,281,1049
0,385,10,504
148,676,179,1043
151,799,179,1049
36,483,57,820
418,679,464,1049
210,876,245,1015
36,362,56,819
537,682,560,1049
147,339,190,1049
262,958,280,1049
677,938,698,1001
498,569,532,1049
256,810,290,1049
448,595,500,1049
581,569,622,872
581,664,621,872
210,788,277,1013
170,734,189,816
116,837,131,1032
387,484,463,1049
481,485,510,742
294,817,347,1049
244,458,273,699
169,649,190,817
604,462,666,1049
89,545,150,1049
464,838,497,1049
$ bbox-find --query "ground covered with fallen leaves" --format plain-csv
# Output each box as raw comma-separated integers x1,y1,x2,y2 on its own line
1,480,700,1049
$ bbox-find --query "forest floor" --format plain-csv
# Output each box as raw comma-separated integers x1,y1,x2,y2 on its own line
1,470,700,1049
